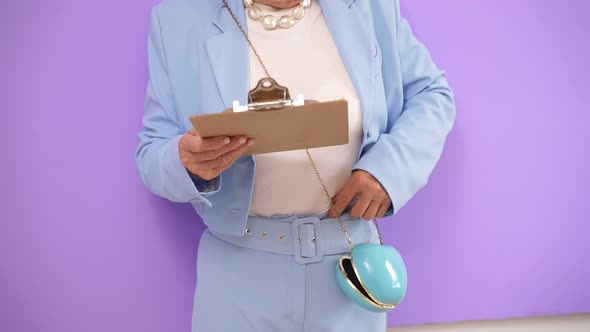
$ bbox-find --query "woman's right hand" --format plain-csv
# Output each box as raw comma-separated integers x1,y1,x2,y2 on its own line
179,129,254,181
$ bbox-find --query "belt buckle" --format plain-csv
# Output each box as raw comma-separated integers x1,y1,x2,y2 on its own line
291,217,324,264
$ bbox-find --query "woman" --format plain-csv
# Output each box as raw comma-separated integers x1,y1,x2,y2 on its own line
135,0,455,330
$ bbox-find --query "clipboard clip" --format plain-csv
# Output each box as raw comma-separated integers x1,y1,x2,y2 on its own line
232,77,304,113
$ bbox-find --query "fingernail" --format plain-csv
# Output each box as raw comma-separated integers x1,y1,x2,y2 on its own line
239,137,246,144
223,137,230,144
247,139,254,146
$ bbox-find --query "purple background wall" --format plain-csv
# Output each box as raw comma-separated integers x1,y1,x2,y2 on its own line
1,0,589,330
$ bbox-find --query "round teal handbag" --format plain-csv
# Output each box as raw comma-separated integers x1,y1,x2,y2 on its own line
336,241,408,312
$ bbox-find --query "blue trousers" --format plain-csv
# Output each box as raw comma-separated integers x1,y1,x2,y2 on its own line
191,211,387,331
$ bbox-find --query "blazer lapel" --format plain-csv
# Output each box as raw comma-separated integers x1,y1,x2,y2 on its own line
206,0,250,110
318,0,376,141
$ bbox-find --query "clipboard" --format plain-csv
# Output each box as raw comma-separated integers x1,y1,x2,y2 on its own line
190,78,349,155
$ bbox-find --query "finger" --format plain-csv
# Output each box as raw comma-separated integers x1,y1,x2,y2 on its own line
222,138,254,162
182,133,203,153
199,135,231,152
200,138,253,170
328,181,361,218
204,152,230,170
349,193,372,219
209,149,248,175
376,201,391,218
208,140,254,172
362,200,381,221
195,136,248,162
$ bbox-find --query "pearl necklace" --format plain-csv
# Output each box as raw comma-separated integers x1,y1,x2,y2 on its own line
243,0,312,30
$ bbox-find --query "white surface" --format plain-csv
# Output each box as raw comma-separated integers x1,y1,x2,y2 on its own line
388,313,590,332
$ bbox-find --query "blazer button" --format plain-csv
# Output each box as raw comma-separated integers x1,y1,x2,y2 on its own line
366,131,372,138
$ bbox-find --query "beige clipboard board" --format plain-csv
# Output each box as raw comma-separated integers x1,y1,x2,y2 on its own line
189,99,349,155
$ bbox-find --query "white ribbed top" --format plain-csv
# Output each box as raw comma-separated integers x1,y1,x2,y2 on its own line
246,1,363,217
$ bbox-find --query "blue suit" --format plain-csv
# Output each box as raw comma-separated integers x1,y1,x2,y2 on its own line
136,0,455,330
136,0,455,236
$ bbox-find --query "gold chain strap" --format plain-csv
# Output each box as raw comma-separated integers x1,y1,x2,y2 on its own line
223,0,272,79
222,0,384,247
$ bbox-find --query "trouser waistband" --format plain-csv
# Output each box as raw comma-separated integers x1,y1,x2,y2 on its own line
207,211,379,265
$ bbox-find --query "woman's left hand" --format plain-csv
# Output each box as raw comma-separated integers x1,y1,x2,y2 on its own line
327,170,392,221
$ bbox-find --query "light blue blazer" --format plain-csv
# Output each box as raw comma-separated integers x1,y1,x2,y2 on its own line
135,0,456,236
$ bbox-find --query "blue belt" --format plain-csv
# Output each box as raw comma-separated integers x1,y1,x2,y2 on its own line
207,211,379,265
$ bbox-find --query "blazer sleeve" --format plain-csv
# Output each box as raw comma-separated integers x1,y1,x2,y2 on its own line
135,6,221,207
353,0,456,217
